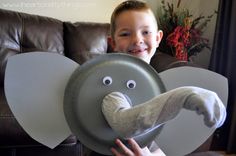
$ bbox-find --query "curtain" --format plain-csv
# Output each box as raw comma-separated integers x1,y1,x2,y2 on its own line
209,0,236,154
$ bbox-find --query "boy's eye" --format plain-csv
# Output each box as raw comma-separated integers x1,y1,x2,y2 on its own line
119,32,130,37
143,31,151,35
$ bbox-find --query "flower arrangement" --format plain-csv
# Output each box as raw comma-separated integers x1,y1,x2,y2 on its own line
157,0,217,61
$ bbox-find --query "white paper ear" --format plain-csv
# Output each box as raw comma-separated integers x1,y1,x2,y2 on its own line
156,66,228,156
4,52,78,148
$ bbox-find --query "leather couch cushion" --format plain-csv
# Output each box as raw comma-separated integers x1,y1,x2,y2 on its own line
63,22,110,64
0,9,64,87
19,13,64,54
0,9,22,87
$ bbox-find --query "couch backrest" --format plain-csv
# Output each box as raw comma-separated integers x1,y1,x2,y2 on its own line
0,9,65,86
0,8,191,88
0,9,112,87
63,22,110,64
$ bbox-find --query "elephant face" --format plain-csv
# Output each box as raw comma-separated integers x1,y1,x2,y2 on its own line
64,53,166,155
5,52,227,156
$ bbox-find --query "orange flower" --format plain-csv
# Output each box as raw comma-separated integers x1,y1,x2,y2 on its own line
158,0,216,61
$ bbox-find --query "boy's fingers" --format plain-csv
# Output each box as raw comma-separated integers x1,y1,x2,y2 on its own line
111,147,122,156
128,138,142,154
115,139,134,156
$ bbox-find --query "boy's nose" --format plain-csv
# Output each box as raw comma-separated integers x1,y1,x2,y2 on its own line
132,33,144,45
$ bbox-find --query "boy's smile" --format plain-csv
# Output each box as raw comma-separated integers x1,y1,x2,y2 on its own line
111,10,163,63
128,45,147,55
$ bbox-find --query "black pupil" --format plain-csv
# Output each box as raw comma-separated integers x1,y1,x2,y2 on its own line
105,79,110,85
128,83,134,88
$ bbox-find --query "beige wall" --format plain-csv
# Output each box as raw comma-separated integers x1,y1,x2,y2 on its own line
0,0,125,22
0,0,219,68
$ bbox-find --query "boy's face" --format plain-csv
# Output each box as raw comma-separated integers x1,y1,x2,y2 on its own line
110,10,163,63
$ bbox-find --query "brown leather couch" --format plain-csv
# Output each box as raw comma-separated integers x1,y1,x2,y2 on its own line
0,8,220,156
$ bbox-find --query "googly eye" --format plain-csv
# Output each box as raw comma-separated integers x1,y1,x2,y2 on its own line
103,76,112,86
126,80,136,89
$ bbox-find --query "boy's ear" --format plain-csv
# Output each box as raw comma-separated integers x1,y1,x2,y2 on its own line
156,30,163,45
107,36,116,51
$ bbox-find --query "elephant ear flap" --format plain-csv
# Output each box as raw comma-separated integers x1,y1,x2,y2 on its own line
156,66,228,156
4,52,79,148
159,66,228,105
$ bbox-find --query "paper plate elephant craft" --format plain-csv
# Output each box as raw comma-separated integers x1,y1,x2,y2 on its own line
4,52,228,156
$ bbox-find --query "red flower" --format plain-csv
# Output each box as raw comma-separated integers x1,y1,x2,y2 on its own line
158,0,215,61
166,25,190,61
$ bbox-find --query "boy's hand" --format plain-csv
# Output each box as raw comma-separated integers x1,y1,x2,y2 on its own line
111,138,166,156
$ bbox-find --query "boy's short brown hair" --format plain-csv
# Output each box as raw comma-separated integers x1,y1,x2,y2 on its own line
110,0,157,39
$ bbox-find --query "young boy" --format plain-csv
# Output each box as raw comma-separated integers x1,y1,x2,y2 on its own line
108,0,163,64
107,0,165,155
